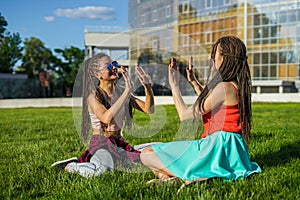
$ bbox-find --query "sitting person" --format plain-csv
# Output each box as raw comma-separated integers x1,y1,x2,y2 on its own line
52,52,156,177
140,36,262,184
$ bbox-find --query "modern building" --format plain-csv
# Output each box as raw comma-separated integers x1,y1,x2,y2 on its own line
84,26,130,67
128,0,300,93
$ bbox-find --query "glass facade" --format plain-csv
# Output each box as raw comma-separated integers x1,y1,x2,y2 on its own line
128,0,300,82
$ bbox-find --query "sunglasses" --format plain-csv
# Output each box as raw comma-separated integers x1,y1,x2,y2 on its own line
106,61,119,70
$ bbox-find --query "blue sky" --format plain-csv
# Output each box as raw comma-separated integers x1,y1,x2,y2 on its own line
1,0,128,50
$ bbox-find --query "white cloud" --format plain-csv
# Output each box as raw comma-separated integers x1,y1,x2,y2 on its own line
54,6,116,20
44,16,55,22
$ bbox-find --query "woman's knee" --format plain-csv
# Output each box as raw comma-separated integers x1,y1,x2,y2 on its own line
140,146,154,165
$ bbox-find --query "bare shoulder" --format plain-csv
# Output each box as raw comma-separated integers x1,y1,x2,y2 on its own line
221,82,239,105
221,81,236,90
213,82,233,93
87,92,105,110
87,93,96,103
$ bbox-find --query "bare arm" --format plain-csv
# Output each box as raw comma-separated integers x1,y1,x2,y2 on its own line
89,66,133,124
169,57,196,121
170,82,232,122
131,66,154,114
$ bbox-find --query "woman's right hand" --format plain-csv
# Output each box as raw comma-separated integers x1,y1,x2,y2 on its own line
186,56,196,83
168,57,180,88
136,66,152,87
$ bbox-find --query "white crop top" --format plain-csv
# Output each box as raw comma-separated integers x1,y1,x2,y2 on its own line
88,88,127,132
89,110,124,132
89,111,102,130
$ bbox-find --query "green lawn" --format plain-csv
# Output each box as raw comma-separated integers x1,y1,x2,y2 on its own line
0,103,299,199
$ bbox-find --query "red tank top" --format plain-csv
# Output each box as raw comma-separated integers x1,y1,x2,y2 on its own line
201,83,242,138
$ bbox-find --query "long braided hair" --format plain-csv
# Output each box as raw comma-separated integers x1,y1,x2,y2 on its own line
194,36,252,142
81,53,133,143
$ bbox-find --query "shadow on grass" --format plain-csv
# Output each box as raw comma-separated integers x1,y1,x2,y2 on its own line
253,140,300,168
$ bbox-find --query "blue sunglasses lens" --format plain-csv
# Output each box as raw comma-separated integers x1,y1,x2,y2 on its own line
112,61,119,67
106,64,113,70
106,61,119,70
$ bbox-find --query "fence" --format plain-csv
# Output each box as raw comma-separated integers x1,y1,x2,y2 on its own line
0,78,64,99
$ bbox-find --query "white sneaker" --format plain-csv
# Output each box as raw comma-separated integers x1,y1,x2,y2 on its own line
51,157,78,169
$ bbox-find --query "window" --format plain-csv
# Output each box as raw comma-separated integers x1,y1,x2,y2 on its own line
181,1,190,14
166,5,171,17
253,53,260,65
270,52,278,64
152,40,159,51
262,53,269,64
253,14,261,26
206,0,211,8
164,36,172,51
253,66,260,79
270,65,277,79
204,32,212,44
261,65,269,79
153,10,157,21
182,34,189,47
140,14,146,25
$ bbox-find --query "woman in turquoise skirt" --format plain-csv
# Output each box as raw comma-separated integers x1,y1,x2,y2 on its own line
140,36,261,183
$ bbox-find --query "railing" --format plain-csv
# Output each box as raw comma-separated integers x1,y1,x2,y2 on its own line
84,26,128,33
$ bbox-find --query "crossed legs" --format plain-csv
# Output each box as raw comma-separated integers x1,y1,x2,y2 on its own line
140,146,176,180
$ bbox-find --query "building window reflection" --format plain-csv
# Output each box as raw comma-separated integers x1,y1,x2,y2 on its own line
129,0,300,83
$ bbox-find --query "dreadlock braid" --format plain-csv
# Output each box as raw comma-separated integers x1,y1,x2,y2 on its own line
81,53,108,143
194,36,252,142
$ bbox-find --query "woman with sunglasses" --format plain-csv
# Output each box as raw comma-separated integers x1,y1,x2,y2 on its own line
52,52,155,177
140,36,261,185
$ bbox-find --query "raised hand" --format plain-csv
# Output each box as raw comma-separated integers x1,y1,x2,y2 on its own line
136,66,152,87
121,66,134,92
186,56,196,82
169,57,180,88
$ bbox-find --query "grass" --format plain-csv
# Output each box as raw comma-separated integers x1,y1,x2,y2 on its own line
0,103,299,199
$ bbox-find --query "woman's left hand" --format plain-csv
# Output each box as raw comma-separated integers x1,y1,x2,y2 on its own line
121,66,134,92
136,66,152,87
186,56,196,82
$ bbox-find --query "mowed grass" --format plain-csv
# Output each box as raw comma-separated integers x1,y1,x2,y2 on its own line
0,103,299,199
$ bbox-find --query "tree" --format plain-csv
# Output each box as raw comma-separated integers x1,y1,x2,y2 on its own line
18,37,53,77
0,32,23,73
0,13,8,42
53,46,84,96
178,3,197,20
0,13,23,73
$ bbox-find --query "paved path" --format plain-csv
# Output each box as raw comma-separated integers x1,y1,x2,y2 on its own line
0,94,299,108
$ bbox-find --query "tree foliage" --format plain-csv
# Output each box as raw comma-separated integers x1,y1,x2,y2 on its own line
0,13,85,97
53,46,85,93
18,37,54,77
0,13,8,41
0,13,23,73
0,32,23,73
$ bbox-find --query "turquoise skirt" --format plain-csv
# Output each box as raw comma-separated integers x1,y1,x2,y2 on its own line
151,131,261,181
